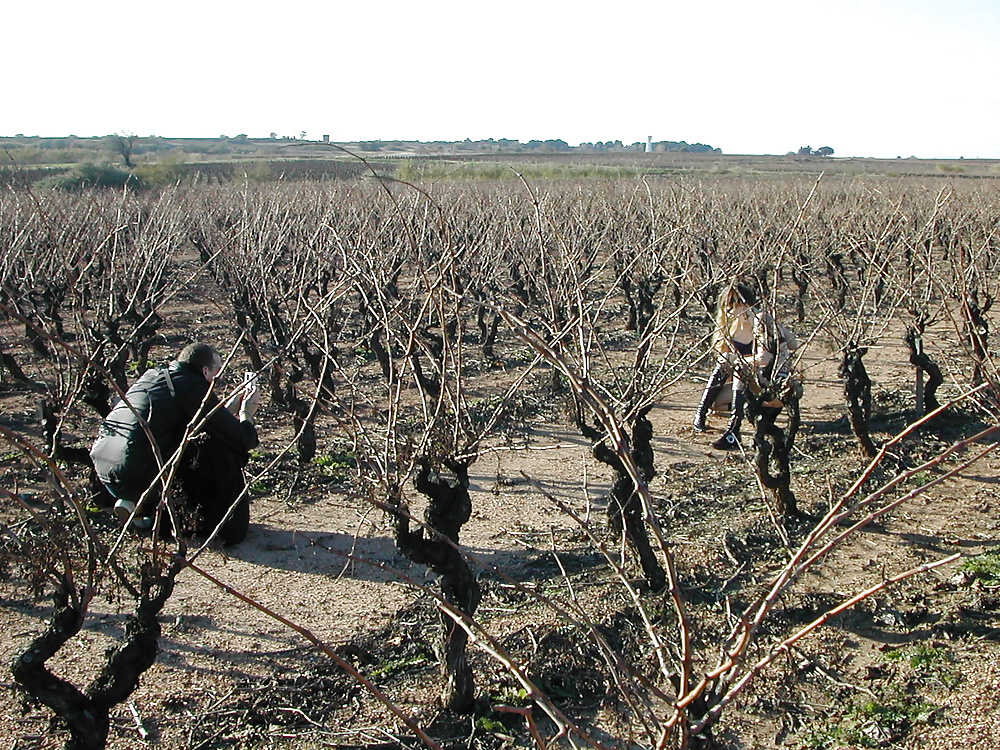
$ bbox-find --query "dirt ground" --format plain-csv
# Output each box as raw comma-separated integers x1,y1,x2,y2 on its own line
2,304,999,749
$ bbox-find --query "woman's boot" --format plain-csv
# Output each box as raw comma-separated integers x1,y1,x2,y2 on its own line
693,364,728,432
713,389,745,450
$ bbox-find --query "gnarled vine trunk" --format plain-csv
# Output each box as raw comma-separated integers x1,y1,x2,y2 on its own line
840,343,878,458
964,291,992,386
581,407,666,592
11,561,180,750
747,381,803,517
904,323,943,414
390,458,481,712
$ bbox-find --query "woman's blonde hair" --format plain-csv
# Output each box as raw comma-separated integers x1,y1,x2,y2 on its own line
712,283,757,350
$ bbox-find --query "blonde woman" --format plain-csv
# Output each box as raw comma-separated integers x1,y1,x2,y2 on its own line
693,284,798,450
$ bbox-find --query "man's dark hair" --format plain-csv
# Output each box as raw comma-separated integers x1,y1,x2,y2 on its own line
178,342,219,371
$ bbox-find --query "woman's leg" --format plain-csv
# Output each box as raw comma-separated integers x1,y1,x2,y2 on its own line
713,374,746,450
694,359,731,431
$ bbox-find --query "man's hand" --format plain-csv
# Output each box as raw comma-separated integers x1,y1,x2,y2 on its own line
239,384,262,422
224,392,242,413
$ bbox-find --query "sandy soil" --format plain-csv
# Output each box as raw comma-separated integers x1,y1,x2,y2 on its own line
2,313,999,750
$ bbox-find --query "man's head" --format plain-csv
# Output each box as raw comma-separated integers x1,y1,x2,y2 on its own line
178,342,223,383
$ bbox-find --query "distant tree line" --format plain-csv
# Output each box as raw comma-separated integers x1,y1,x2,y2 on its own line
0,134,267,165
1,134,723,164
791,145,835,156
578,139,721,153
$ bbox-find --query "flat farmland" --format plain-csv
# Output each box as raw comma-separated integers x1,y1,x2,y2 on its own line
1,169,998,749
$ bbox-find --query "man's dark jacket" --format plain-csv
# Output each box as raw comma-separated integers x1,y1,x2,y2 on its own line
90,361,258,502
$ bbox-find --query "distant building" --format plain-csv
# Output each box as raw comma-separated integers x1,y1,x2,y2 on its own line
646,136,653,153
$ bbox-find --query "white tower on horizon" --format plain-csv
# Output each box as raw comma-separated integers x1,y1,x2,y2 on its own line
646,135,653,153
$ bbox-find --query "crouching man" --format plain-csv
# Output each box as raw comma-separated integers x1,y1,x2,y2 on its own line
90,342,261,545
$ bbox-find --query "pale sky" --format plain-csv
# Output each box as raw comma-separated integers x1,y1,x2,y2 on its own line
5,0,999,159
